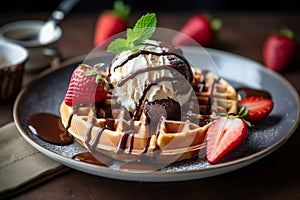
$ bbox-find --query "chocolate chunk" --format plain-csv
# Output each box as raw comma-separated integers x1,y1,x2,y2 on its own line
144,98,181,123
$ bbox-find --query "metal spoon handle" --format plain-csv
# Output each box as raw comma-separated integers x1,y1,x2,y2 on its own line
49,0,80,24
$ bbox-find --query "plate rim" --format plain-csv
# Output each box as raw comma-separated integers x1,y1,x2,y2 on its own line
13,47,300,182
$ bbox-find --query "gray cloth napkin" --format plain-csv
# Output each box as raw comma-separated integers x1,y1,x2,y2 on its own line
0,122,68,199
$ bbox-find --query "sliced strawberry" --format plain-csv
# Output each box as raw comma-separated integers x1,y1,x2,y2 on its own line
94,1,130,46
64,64,108,106
172,14,221,47
239,97,274,123
206,117,248,164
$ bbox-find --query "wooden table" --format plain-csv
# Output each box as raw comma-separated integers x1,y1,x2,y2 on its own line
1,11,300,199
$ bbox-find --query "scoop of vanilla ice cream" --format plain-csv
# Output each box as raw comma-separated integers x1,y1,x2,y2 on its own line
109,40,191,112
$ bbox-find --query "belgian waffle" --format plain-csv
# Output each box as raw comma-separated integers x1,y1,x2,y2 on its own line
60,67,239,164
191,67,238,115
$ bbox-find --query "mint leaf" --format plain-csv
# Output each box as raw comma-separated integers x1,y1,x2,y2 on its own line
107,38,131,53
126,28,136,43
134,13,157,30
131,13,157,44
107,13,157,53
126,13,157,44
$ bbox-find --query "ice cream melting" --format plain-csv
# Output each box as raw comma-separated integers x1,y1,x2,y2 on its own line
108,40,193,116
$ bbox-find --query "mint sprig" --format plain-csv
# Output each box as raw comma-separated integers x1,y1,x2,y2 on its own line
107,13,157,53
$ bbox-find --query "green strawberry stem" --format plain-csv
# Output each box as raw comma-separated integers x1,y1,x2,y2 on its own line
213,106,253,128
211,18,222,31
81,63,109,91
109,0,130,20
203,12,222,31
279,27,294,39
277,27,299,45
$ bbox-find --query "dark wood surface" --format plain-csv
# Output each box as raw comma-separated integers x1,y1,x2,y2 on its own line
1,11,300,200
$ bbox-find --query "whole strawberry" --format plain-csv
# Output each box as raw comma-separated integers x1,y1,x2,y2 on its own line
94,0,130,46
262,28,297,72
64,64,108,106
172,14,221,47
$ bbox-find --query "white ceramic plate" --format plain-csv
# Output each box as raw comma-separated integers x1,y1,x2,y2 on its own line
14,47,300,182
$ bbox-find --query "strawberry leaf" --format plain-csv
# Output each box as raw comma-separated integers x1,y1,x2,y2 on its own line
79,64,93,69
238,106,249,118
211,18,222,31
97,76,109,91
82,69,98,76
279,27,294,39
80,63,109,91
111,0,130,20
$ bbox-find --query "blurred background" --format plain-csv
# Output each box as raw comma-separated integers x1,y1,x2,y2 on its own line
1,0,299,13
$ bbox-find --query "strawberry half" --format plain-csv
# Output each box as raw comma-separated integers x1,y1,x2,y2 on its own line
262,28,297,72
172,14,221,47
64,64,108,106
239,97,274,123
94,0,130,46
206,117,248,164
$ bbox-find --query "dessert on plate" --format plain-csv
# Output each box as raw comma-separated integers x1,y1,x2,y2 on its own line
60,13,274,165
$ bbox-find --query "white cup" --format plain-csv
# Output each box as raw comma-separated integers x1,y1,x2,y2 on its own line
0,41,28,102
0,20,62,72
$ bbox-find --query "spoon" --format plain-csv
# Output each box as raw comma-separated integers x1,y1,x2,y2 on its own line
39,0,80,44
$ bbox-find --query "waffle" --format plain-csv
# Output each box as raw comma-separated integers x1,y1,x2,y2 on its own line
191,67,239,115
61,103,209,163
60,67,239,164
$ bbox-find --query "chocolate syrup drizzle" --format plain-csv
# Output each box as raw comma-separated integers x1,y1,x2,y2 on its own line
29,41,270,165
108,41,196,124
102,41,203,156
109,42,193,82
199,70,208,93
26,41,273,167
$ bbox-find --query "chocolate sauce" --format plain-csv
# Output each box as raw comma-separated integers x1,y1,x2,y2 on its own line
72,152,109,166
116,132,128,152
90,128,106,151
26,38,274,168
27,113,73,145
151,117,165,153
85,125,94,149
141,137,151,154
109,43,193,82
117,65,181,87
127,132,135,153
84,118,116,151
65,106,78,131
204,77,220,115
104,118,115,130
236,87,272,99
199,71,208,92
110,41,196,123
117,130,139,153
